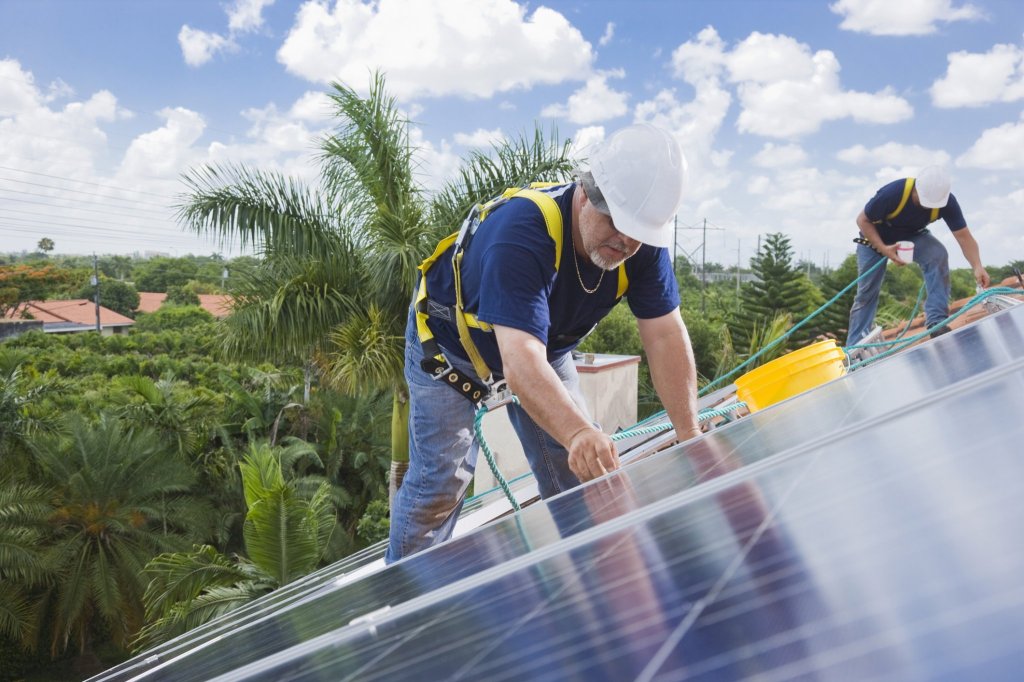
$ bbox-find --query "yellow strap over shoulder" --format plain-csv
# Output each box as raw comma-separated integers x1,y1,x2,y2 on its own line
884,177,940,224
416,183,631,383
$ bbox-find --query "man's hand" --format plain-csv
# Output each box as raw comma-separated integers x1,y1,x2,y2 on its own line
567,426,619,481
881,243,907,265
974,265,991,288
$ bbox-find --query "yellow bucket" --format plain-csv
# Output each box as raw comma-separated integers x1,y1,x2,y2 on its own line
735,340,847,413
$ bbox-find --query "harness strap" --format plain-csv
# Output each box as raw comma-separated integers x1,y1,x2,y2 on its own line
879,177,940,225
415,182,632,403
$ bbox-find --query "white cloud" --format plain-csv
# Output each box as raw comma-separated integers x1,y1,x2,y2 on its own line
957,113,1024,169
228,0,275,33
119,108,207,178
752,143,808,167
669,27,911,140
568,125,605,162
599,22,615,47
178,25,235,67
540,70,629,124
289,91,334,123
931,43,1024,108
179,0,274,67
830,0,983,36
277,0,593,100
837,142,950,168
0,59,42,116
453,128,506,148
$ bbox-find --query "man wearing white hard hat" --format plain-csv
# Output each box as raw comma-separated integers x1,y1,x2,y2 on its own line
388,123,701,563
846,165,990,346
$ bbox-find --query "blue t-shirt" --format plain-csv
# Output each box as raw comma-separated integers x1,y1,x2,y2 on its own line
864,178,967,242
423,182,680,375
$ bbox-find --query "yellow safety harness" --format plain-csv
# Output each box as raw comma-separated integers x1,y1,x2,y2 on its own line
415,183,629,404
877,177,940,225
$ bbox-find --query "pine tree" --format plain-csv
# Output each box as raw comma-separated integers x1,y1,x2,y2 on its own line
729,233,822,354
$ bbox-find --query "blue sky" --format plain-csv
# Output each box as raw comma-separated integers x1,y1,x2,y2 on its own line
1,0,1022,272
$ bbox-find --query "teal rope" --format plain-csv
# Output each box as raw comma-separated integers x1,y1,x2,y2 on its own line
845,287,1021,371
473,398,522,512
893,282,926,342
698,256,888,396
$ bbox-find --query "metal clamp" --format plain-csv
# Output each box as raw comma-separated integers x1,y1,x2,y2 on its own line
482,380,516,411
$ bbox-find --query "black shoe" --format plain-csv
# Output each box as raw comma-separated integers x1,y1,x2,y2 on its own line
930,325,952,340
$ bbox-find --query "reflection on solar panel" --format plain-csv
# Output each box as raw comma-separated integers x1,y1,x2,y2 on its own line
90,305,1024,681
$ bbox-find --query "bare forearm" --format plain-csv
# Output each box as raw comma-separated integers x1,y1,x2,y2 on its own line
501,341,592,447
495,324,619,481
639,311,701,439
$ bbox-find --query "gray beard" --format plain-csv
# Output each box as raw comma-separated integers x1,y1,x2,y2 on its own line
588,247,627,271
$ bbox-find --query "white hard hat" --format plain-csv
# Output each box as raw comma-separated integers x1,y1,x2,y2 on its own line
585,123,687,248
915,165,951,209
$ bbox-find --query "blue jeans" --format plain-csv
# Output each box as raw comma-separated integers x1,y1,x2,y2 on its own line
386,309,586,563
846,230,950,346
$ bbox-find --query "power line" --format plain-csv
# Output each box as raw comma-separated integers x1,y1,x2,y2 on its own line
0,176,172,209
0,191,175,222
0,165,175,199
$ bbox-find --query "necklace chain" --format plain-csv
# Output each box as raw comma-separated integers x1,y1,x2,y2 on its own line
571,231,604,294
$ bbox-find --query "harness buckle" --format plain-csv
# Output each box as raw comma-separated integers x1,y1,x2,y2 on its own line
482,380,515,411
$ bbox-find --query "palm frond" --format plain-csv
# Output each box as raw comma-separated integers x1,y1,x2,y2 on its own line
176,163,344,261
429,124,574,236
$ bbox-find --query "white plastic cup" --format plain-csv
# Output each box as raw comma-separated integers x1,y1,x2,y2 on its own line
896,240,914,263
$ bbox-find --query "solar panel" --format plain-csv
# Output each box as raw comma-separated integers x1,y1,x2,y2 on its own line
91,305,1024,681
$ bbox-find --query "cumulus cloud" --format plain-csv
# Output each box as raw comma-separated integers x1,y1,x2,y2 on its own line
541,70,629,124
119,108,207,178
0,59,132,174
289,91,334,122
568,125,606,162
670,28,912,139
179,26,235,67
453,128,506,148
931,43,1024,108
837,142,950,168
277,0,593,100
752,143,808,167
830,0,983,36
957,113,1024,169
228,0,276,32
599,22,615,47
179,0,275,67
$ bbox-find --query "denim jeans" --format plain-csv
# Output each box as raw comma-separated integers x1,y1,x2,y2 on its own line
386,308,587,563
846,230,950,345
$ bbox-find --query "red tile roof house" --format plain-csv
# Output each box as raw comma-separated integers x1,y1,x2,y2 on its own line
136,292,232,319
4,300,135,335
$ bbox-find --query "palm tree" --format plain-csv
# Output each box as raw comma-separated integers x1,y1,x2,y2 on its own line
110,373,215,459
0,477,52,648
177,72,575,499
26,413,209,658
135,441,335,650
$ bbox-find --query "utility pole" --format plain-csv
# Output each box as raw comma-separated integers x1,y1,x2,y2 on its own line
91,253,101,333
676,218,724,314
736,239,741,298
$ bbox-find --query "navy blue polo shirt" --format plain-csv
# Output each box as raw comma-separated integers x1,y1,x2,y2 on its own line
864,178,967,242
422,182,680,375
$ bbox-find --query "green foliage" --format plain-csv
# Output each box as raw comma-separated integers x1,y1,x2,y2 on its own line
25,413,209,657
730,233,822,354
357,499,390,545
165,284,201,306
132,257,199,293
136,440,340,651
133,305,214,332
576,302,642,356
76,278,140,318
